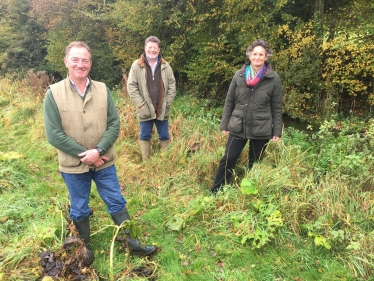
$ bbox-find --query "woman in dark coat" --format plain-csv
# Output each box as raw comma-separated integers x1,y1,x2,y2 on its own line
212,39,283,194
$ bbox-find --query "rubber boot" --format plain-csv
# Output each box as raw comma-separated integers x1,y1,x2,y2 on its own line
73,216,92,250
211,185,223,195
139,140,151,161
160,139,170,150
72,216,95,266
111,208,157,256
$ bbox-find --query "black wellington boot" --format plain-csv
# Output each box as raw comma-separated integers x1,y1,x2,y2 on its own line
111,208,157,256
211,185,223,195
73,216,92,250
72,216,95,266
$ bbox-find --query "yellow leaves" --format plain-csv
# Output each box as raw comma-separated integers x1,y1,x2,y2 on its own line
0,151,25,161
276,0,289,9
277,24,289,35
319,32,374,99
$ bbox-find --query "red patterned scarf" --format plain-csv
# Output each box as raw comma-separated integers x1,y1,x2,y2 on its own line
245,64,266,87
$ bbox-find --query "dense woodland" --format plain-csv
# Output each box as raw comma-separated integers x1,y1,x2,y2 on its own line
0,0,373,120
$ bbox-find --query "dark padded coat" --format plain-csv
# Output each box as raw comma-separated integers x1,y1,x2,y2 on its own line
220,63,283,139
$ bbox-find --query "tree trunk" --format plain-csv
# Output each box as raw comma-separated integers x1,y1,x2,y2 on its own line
314,0,325,26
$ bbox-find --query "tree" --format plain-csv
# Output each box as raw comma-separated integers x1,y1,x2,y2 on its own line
275,0,374,118
0,0,47,76
32,0,121,87
1,0,373,118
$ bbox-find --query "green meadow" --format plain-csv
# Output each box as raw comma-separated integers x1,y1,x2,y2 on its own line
0,78,373,280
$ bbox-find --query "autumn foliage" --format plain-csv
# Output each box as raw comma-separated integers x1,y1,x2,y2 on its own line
0,0,373,119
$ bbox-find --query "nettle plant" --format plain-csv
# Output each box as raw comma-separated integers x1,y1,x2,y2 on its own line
230,178,284,249
166,196,216,232
311,118,374,180
300,216,361,251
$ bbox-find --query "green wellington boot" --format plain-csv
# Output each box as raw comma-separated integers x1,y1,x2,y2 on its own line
139,140,151,161
159,139,170,150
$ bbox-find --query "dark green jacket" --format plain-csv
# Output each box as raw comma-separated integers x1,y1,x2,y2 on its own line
220,63,283,139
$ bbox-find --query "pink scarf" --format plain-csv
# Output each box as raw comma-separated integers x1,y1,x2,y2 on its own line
246,64,266,87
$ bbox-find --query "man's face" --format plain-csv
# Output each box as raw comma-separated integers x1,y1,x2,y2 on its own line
145,41,160,60
64,46,92,82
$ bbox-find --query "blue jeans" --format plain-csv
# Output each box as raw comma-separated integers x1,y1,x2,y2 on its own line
140,119,169,140
61,165,126,220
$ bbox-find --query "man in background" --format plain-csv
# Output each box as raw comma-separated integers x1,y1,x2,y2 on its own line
127,36,176,161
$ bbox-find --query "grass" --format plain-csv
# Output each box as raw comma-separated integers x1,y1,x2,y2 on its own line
0,77,373,280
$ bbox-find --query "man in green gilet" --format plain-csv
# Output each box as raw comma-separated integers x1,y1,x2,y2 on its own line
44,41,157,259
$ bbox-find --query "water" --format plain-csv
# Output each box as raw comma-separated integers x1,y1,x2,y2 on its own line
282,115,317,134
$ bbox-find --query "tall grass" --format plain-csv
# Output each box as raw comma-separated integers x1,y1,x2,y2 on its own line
0,77,373,280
